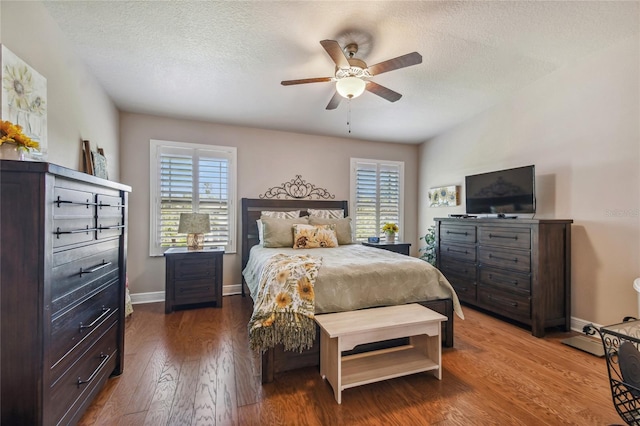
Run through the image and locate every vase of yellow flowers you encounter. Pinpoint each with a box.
[0,120,39,161]
[382,222,399,243]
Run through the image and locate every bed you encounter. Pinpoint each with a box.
[241,197,462,383]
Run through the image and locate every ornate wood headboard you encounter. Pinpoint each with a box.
[240,197,349,296]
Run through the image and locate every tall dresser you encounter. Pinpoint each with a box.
[435,217,572,337]
[0,160,131,425]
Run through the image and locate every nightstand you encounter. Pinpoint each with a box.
[164,247,224,313]
[362,241,412,256]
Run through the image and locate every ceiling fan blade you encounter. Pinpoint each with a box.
[368,52,422,76]
[366,81,402,102]
[320,40,350,69]
[281,77,333,86]
[326,91,342,110]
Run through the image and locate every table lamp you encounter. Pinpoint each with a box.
[178,213,210,250]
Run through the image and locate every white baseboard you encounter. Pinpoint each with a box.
[130,284,244,305]
[570,316,602,334]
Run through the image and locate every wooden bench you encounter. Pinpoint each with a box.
[315,303,447,404]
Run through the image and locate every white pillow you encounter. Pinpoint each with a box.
[261,210,300,219]
[307,208,344,219]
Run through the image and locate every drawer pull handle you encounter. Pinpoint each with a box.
[55,226,98,238]
[447,247,469,255]
[446,230,469,236]
[98,202,123,209]
[79,307,111,330]
[55,196,99,208]
[98,224,125,231]
[488,294,518,308]
[77,353,110,388]
[488,253,518,263]
[488,274,519,286]
[80,261,112,276]
[488,233,518,240]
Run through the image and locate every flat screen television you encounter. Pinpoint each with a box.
[465,165,535,215]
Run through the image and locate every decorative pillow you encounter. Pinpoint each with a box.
[292,224,338,249]
[261,217,309,248]
[308,216,354,245]
[307,208,344,219]
[261,210,300,219]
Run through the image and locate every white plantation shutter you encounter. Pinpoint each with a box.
[350,159,404,242]
[150,140,237,255]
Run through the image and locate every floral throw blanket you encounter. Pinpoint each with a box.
[248,253,322,353]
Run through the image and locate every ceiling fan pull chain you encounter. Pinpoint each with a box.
[347,98,352,134]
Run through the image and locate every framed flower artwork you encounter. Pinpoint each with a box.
[1,44,47,159]
[428,185,459,207]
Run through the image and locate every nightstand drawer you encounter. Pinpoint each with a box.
[173,257,217,280]
[478,227,531,249]
[174,279,217,304]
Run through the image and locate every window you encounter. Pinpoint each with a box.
[150,140,237,256]
[350,158,404,242]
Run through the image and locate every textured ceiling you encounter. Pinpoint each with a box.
[42,1,639,144]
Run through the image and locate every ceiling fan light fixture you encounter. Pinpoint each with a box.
[336,76,366,99]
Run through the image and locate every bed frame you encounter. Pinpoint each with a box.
[241,197,454,383]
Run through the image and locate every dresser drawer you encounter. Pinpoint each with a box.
[479,267,531,295]
[174,279,217,305]
[53,217,96,248]
[478,226,531,249]
[439,258,476,281]
[440,243,476,263]
[478,246,531,273]
[448,278,477,304]
[51,242,120,313]
[440,224,476,244]
[477,287,530,320]
[96,194,124,240]
[173,257,217,280]
[53,187,95,220]
[49,303,118,385]
[50,281,119,370]
[50,323,118,425]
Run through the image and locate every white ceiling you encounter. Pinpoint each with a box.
[42,1,638,144]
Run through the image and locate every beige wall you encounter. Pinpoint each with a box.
[1,1,120,179]
[120,112,420,295]
[418,36,640,326]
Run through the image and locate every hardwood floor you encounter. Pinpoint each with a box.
[79,296,621,425]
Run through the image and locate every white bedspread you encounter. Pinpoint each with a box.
[243,244,464,319]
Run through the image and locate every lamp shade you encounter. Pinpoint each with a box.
[336,76,366,99]
[178,213,211,234]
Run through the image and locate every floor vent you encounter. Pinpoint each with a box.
[561,335,605,357]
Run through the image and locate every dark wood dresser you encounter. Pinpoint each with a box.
[0,160,131,425]
[435,217,572,337]
[164,247,224,313]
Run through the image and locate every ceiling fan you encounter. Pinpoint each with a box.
[281,40,422,110]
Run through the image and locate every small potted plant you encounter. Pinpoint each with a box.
[382,222,399,243]
[0,120,39,160]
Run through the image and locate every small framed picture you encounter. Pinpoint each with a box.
[92,149,108,179]
[368,236,380,243]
